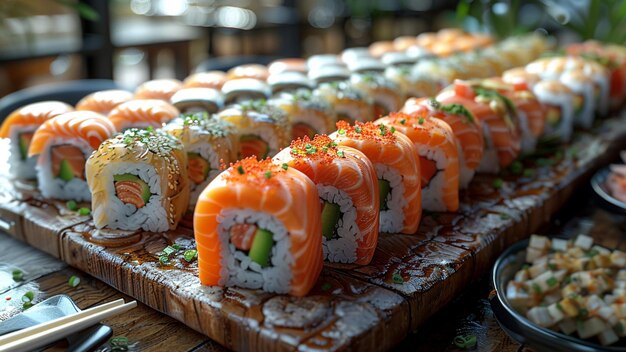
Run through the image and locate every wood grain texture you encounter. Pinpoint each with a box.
[0,113,625,351]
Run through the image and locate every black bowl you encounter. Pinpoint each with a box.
[591,167,626,215]
[490,239,626,352]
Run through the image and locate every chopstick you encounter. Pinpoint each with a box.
[0,299,137,352]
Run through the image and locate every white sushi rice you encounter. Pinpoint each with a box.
[216,208,292,294]
[36,137,92,201]
[92,162,168,232]
[7,125,37,180]
[560,72,596,128]
[376,164,407,233]
[187,142,220,208]
[517,110,537,153]
[414,144,454,211]
[238,126,280,157]
[477,123,500,174]
[457,141,474,189]
[317,184,359,263]
[533,82,574,142]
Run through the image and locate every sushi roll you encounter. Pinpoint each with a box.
[183,71,227,90]
[268,58,307,75]
[307,54,342,71]
[330,121,422,233]
[437,81,521,173]
[86,128,189,232]
[350,73,403,119]
[0,101,74,180]
[273,135,379,264]
[226,64,269,81]
[346,58,386,74]
[75,90,133,115]
[221,78,271,105]
[502,68,542,89]
[532,80,576,142]
[308,65,351,85]
[340,47,371,66]
[314,81,374,124]
[107,99,179,131]
[402,98,484,189]
[381,52,415,67]
[393,36,417,52]
[194,157,323,296]
[384,66,439,100]
[274,89,335,139]
[266,72,313,95]
[164,113,238,210]
[28,111,116,201]
[559,70,597,128]
[134,79,183,101]
[376,112,459,213]
[217,99,290,159]
[369,41,395,58]
[170,88,224,114]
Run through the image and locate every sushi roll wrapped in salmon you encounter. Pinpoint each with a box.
[194,157,323,296]
[86,127,189,232]
[268,58,307,75]
[170,88,224,114]
[226,64,269,81]
[107,99,179,131]
[75,90,133,115]
[183,71,227,90]
[314,81,374,124]
[437,80,521,173]
[0,101,74,180]
[350,73,403,119]
[331,121,422,233]
[274,89,335,140]
[273,135,379,264]
[217,99,290,159]
[376,112,459,213]
[384,66,439,100]
[28,111,116,201]
[134,79,183,101]
[402,98,484,188]
[164,113,237,210]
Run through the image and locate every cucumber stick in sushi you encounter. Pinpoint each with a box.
[28,111,116,201]
[86,128,190,232]
[0,101,74,180]
[273,135,379,264]
[330,121,422,233]
[194,157,323,296]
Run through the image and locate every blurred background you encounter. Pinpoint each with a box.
[0,0,624,96]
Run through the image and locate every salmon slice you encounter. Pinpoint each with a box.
[107,99,179,132]
[51,145,85,180]
[0,101,74,138]
[194,157,323,296]
[134,79,183,101]
[183,71,227,90]
[230,223,257,251]
[188,156,210,185]
[273,135,380,264]
[76,90,133,115]
[115,181,146,208]
[376,112,459,212]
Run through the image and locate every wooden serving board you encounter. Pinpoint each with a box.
[1,113,625,351]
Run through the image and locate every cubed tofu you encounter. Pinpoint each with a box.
[558,318,577,334]
[506,281,533,309]
[528,261,548,279]
[593,254,612,268]
[552,238,568,252]
[514,269,529,282]
[598,327,619,346]
[543,291,562,306]
[559,297,581,318]
[526,247,545,264]
[547,303,565,323]
[598,306,619,326]
[593,245,611,256]
[577,317,606,339]
[611,251,626,268]
[527,306,554,327]
[529,234,551,250]
[562,283,580,299]
[534,271,558,292]
[575,235,594,251]
[585,295,606,312]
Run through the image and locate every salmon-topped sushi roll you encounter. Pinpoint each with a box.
[217,99,290,159]
[0,101,74,180]
[274,135,378,264]
[194,157,323,296]
[350,73,403,119]
[385,65,439,100]
[274,89,336,140]
[164,113,237,210]
[28,111,116,201]
[331,121,422,233]
[402,97,483,188]
[268,58,307,75]
[107,99,179,131]
[183,71,227,90]
[75,90,133,115]
[314,81,374,124]
[376,112,459,213]
[86,127,189,232]
[532,80,576,142]
[437,80,521,173]
[134,79,183,101]
[559,70,597,128]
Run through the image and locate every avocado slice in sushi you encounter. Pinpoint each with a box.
[58,159,75,182]
[113,174,151,204]
[187,152,210,184]
[321,202,341,240]
[240,134,270,159]
[18,133,32,160]
[378,179,391,210]
[249,228,274,267]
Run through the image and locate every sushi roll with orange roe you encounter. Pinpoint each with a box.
[194,157,323,296]
[107,99,179,132]
[376,112,459,213]
[75,90,133,115]
[330,121,422,233]
[273,135,379,264]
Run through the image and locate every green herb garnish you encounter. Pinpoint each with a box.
[66,200,78,211]
[68,275,81,288]
[163,246,177,256]
[237,165,245,175]
[12,270,23,281]
[453,334,477,349]
[78,207,91,216]
[355,126,362,133]
[492,178,504,189]
[338,128,346,135]
[22,291,34,303]
[183,249,198,262]
[546,277,558,287]
[509,161,523,175]
[523,169,535,178]
[390,126,396,134]
[418,118,425,125]
[159,255,170,265]
[392,272,404,284]
[281,163,289,170]
[440,103,475,124]
[400,119,406,125]
[337,150,345,158]
[109,336,129,351]
[264,171,272,179]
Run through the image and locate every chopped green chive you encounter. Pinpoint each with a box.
[392,272,404,284]
[585,249,599,258]
[453,334,477,349]
[146,126,154,132]
[78,207,91,216]
[183,249,198,262]
[338,128,346,135]
[163,246,177,256]
[281,163,288,170]
[390,126,396,134]
[337,150,345,158]
[109,336,129,350]
[321,282,332,291]
[12,270,23,281]
[159,255,170,265]
[548,263,557,270]
[532,283,542,294]
[264,171,272,179]
[523,169,535,178]
[492,178,504,189]
[400,119,406,125]
[418,118,425,125]
[546,277,558,287]
[66,200,78,211]
[172,244,182,250]
[22,291,34,303]
[355,126,362,133]
[509,161,523,175]
[68,275,81,288]
[237,165,245,174]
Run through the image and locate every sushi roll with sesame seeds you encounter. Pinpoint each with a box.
[86,127,190,232]
[350,72,403,119]
[314,81,374,124]
[274,89,336,140]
